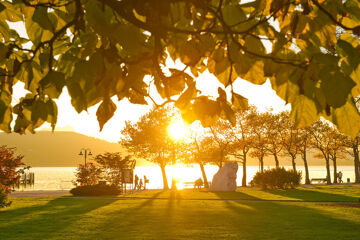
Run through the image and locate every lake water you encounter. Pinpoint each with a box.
[15,165,357,191]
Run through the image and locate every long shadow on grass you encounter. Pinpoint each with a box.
[85,189,360,240]
[263,188,359,202]
[220,199,360,239]
[0,197,116,240]
[213,191,360,239]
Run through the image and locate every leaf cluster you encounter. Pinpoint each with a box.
[2,0,359,138]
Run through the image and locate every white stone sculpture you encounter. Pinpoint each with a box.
[210,161,238,191]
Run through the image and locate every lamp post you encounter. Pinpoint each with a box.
[79,148,92,166]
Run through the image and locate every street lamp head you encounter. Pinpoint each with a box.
[79,151,83,156]
[88,151,92,156]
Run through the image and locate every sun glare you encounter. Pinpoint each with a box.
[168,118,187,141]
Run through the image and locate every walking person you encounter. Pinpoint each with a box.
[338,171,343,183]
[144,175,149,190]
[138,179,143,190]
[134,174,139,190]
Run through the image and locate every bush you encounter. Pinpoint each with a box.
[94,153,134,186]
[73,163,103,187]
[252,167,302,190]
[0,188,11,208]
[70,184,121,196]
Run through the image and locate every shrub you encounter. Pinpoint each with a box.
[252,167,302,190]
[73,163,103,186]
[94,153,134,186]
[0,145,27,208]
[0,188,11,208]
[70,184,121,196]
[0,145,26,193]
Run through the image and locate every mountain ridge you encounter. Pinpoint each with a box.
[0,131,354,167]
[0,131,148,167]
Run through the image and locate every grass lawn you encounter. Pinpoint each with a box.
[1,185,360,240]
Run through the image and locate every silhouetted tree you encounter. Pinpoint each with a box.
[279,111,300,172]
[248,110,268,173]
[328,130,347,184]
[298,127,312,184]
[343,135,360,183]
[263,112,284,168]
[309,121,333,184]
[229,107,256,187]
[121,106,177,190]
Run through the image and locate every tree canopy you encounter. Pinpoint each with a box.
[0,0,360,137]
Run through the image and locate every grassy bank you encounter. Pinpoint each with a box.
[1,185,360,240]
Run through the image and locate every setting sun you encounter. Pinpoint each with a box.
[168,118,188,141]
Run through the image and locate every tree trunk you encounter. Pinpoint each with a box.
[171,147,177,190]
[219,150,224,168]
[291,156,297,172]
[353,143,360,183]
[160,163,169,190]
[274,154,279,168]
[259,155,264,173]
[332,158,338,184]
[325,157,331,185]
[199,162,209,188]
[242,153,247,187]
[302,152,310,184]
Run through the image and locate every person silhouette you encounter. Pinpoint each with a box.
[138,179,143,190]
[338,171,343,183]
[134,174,139,190]
[144,175,148,190]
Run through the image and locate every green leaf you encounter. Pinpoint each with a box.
[175,82,196,110]
[25,8,53,45]
[0,43,7,62]
[96,99,117,131]
[179,40,201,66]
[113,24,146,55]
[328,98,360,139]
[222,4,246,26]
[0,90,12,133]
[85,0,114,37]
[32,6,54,32]
[165,73,186,96]
[68,82,87,113]
[14,115,31,134]
[127,89,147,105]
[39,71,65,99]
[46,99,58,131]
[31,99,48,125]
[0,2,23,22]
[241,61,266,85]
[193,97,221,127]
[220,102,236,126]
[0,3,5,13]
[231,92,248,110]
[270,70,300,104]
[290,95,319,128]
[320,68,355,108]
[350,64,360,97]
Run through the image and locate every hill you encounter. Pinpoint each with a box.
[0,131,354,167]
[0,131,147,167]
